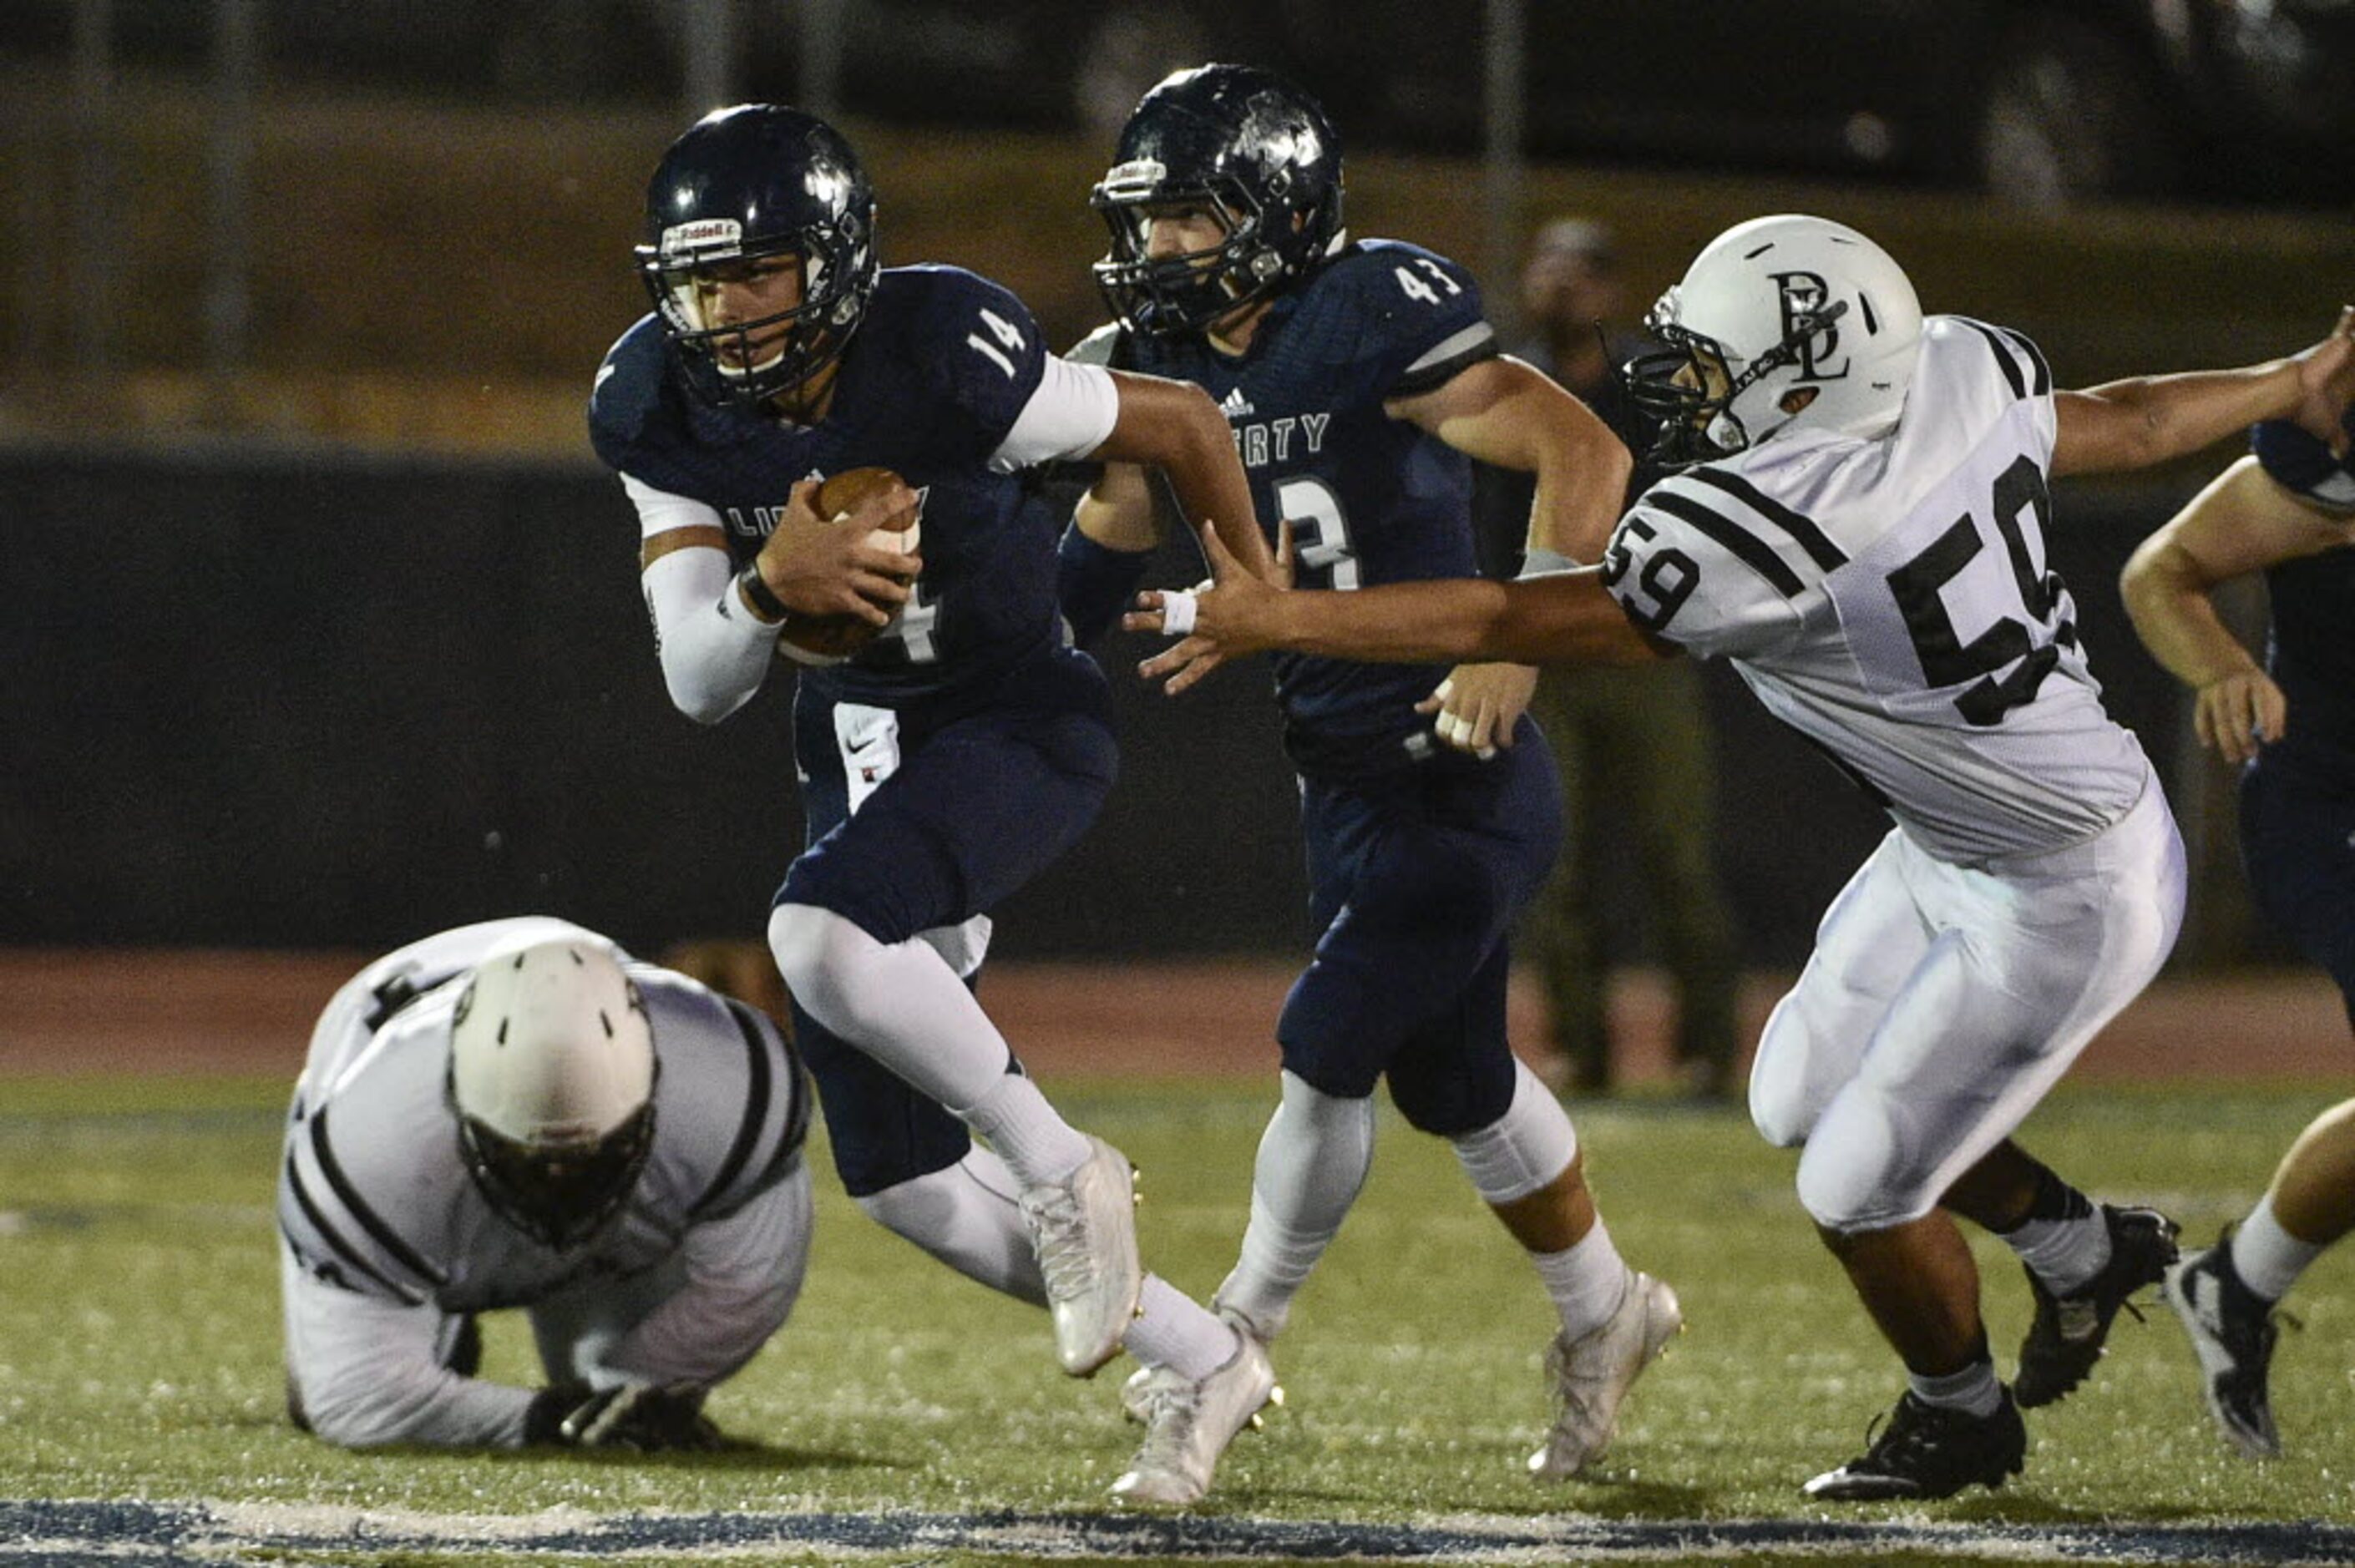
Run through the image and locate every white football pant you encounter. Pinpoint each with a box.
[1749,778,2184,1232]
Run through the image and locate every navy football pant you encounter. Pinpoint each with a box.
[1279,722,1564,1134]
[2240,756,2355,1032]
[781,683,1117,1197]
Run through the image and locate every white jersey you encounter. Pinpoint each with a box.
[277,917,813,1447]
[1602,316,2151,863]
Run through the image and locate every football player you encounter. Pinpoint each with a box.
[588,104,1278,1486]
[277,918,811,1450]
[1064,64,1679,1504]
[2124,411,2355,1461]
[1130,215,2355,1497]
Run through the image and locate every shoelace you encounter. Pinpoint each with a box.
[1022,1186,1099,1299]
[1130,1373,1205,1469]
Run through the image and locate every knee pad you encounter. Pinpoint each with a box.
[1449,1058,1578,1205]
[1792,1104,1922,1232]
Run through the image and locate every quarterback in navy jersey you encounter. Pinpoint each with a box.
[1066,63,1679,1495]
[2125,402,2355,1462]
[588,104,1276,1496]
[1138,215,2355,1500]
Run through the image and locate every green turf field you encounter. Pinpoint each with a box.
[3,1073,2348,1566]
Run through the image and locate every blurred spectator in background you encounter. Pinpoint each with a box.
[1471,217,1740,1100]
[2122,411,2355,1462]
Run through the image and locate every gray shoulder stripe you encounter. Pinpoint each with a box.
[1402,321,1497,376]
[1685,468,1847,570]
[1648,488,1806,597]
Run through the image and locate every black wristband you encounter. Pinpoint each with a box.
[735,567,789,625]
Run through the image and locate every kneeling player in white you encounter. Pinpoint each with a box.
[277,917,813,1450]
[1130,218,2355,1499]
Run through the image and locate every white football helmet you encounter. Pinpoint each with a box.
[1624,214,1923,465]
[448,938,657,1247]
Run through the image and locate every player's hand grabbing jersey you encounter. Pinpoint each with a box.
[1601,317,2150,862]
[276,918,811,1448]
[592,266,1104,708]
[1104,240,1499,778]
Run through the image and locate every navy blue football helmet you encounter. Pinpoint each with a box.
[636,104,879,409]
[1091,63,1345,337]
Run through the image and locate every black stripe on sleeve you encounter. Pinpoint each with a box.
[689,999,775,1218]
[1959,319,2028,402]
[1646,488,1807,598]
[1685,468,1848,570]
[1998,326,2052,396]
[308,1109,447,1290]
[283,1150,424,1303]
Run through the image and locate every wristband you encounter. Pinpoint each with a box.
[735,567,790,625]
[1516,548,1578,579]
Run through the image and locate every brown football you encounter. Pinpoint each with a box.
[777,468,921,667]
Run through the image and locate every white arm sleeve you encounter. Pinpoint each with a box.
[625,475,777,726]
[600,1162,814,1388]
[281,1245,534,1449]
[986,357,1121,473]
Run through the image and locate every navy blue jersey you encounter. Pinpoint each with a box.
[590,266,1066,709]
[1108,240,1498,778]
[2262,548,2355,780]
[2252,418,2355,781]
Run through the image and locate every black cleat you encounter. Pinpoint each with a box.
[2163,1232,2285,1459]
[1802,1388,2028,1501]
[2013,1203,2180,1409]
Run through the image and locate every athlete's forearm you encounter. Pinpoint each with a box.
[1230,570,1660,667]
[2119,537,2259,690]
[2068,360,2304,474]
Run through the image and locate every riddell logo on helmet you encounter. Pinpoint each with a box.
[662,219,742,258]
[1772,271,1850,382]
[1100,159,1167,198]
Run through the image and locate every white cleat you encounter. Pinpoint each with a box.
[1110,1319,1280,1507]
[1527,1270,1683,1479]
[1018,1135,1142,1378]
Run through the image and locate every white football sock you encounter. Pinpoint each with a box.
[1909,1354,2005,1418]
[2231,1194,2322,1303]
[1213,1070,1375,1340]
[2004,1211,2111,1295]
[853,1147,1046,1307]
[960,1071,1092,1186]
[1123,1275,1242,1381]
[1531,1216,1632,1341]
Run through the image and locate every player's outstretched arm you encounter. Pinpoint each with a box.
[1090,371,1279,584]
[1128,523,1663,695]
[2054,306,2355,478]
[2122,455,2355,762]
